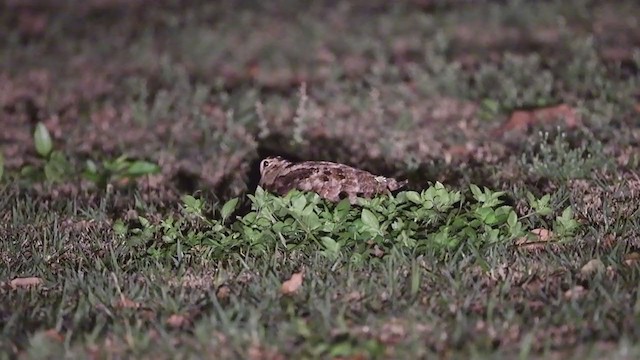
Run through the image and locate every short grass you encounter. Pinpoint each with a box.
[1,0,640,358]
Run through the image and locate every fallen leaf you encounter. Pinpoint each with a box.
[10,277,42,289]
[523,276,544,294]
[496,104,580,135]
[166,314,189,328]
[580,259,604,277]
[372,245,385,258]
[564,285,587,300]
[601,234,617,249]
[445,144,473,162]
[216,285,231,300]
[345,291,363,302]
[515,228,554,250]
[43,329,64,342]
[247,341,284,360]
[379,320,406,345]
[281,271,304,295]
[115,296,139,309]
[624,252,640,266]
[531,228,553,241]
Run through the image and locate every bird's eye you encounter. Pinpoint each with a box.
[260,159,271,173]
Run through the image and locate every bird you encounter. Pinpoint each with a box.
[258,156,408,204]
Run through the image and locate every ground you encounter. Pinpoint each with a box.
[1,0,640,358]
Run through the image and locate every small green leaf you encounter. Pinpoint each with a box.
[20,165,39,179]
[112,220,128,237]
[405,191,422,205]
[507,210,518,228]
[555,206,579,237]
[138,216,150,227]
[182,195,203,214]
[475,207,494,223]
[104,155,130,173]
[43,151,69,182]
[291,194,307,213]
[301,203,315,217]
[481,98,500,114]
[126,160,160,177]
[328,342,354,358]
[560,206,573,221]
[34,122,53,157]
[221,198,238,221]
[361,209,380,232]
[321,236,340,253]
[333,199,351,221]
[85,160,98,174]
[423,199,434,210]
[469,184,483,200]
[302,212,321,231]
[0,151,4,180]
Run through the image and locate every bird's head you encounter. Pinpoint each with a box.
[259,156,289,176]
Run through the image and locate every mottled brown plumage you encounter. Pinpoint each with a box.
[258,156,407,204]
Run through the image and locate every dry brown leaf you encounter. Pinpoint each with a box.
[247,341,285,360]
[601,234,617,249]
[281,271,304,295]
[496,104,580,135]
[345,291,363,302]
[216,285,231,300]
[515,228,554,250]
[43,329,64,342]
[531,228,553,241]
[444,144,473,162]
[10,277,42,289]
[372,245,385,258]
[580,259,605,277]
[624,252,640,266]
[379,320,407,345]
[564,285,587,300]
[115,296,139,309]
[166,314,189,328]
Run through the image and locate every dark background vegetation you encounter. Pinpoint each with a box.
[1,0,639,358]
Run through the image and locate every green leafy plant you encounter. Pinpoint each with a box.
[18,126,160,187]
[20,122,72,183]
[117,183,569,263]
[83,155,161,189]
[526,192,553,217]
[553,207,580,239]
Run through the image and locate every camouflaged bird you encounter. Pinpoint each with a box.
[258,156,408,204]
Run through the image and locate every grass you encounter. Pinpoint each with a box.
[1,0,640,358]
